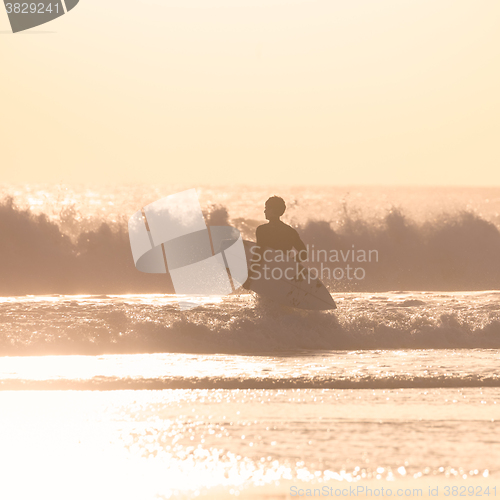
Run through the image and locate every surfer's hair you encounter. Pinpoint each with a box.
[265,196,286,216]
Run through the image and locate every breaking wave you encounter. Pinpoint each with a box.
[1,195,500,295]
[2,294,500,355]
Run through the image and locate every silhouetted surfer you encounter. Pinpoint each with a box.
[242,197,335,309]
[256,196,307,259]
[243,196,307,289]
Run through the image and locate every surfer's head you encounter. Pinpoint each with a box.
[265,196,286,220]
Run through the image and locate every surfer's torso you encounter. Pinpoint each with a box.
[256,221,306,253]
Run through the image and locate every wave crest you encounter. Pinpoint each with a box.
[1,196,500,294]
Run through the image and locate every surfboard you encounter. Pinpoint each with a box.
[242,240,336,311]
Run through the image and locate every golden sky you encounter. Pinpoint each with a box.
[1,0,499,185]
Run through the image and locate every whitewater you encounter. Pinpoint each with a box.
[0,184,499,499]
[1,292,500,358]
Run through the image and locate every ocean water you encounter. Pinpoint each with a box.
[0,185,499,499]
[2,184,500,295]
[0,293,499,499]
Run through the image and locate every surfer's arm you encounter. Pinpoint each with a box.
[255,225,267,247]
[293,230,307,261]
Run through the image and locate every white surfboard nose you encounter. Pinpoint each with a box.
[5,0,79,33]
